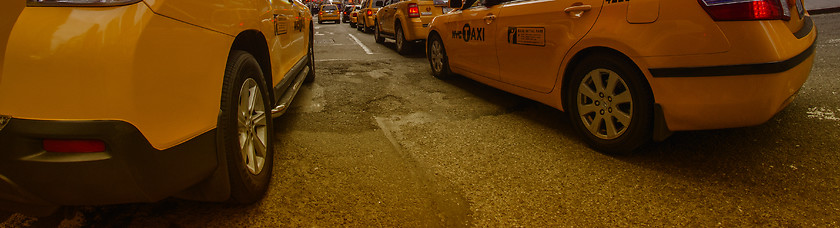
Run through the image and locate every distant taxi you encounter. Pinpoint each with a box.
[374,0,448,54]
[427,0,816,153]
[358,0,387,32]
[350,6,362,28]
[1,0,314,215]
[319,4,341,24]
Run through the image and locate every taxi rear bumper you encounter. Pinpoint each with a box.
[0,118,217,216]
[402,18,430,41]
[320,14,341,21]
[646,42,815,131]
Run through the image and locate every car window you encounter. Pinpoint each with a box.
[373,0,386,8]
[323,5,338,11]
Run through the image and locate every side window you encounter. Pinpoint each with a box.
[483,0,511,7]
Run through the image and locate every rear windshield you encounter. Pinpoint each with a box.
[372,0,385,8]
[323,5,337,11]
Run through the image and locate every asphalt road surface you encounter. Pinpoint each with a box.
[3,12,840,227]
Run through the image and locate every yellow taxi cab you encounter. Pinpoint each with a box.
[358,0,387,32]
[0,0,314,216]
[427,0,816,154]
[350,7,362,28]
[319,4,342,24]
[374,0,448,54]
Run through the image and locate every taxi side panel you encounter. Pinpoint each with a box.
[145,0,311,90]
[495,0,602,93]
[0,4,231,150]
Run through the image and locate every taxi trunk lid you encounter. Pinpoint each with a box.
[417,0,446,24]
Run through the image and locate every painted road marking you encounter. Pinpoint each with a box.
[806,107,840,121]
[348,34,374,54]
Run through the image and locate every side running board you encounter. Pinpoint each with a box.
[270,65,310,118]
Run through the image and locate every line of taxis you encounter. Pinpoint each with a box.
[0,0,818,217]
[341,0,817,154]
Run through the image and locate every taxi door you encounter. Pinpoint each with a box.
[268,0,306,84]
[444,4,501,80]
[495,0,602,93]
[378,0,399,34]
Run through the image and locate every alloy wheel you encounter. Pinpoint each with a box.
[237,78,268,175]
[430,40,444,72]
[576,69,633,140]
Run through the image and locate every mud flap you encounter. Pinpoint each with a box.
[652,104,673,142]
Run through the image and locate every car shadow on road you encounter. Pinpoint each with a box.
[378,41,428,59]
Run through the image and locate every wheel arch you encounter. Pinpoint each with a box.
[426,30,441,53]
[230,30,274,101]
[559,46,670,142]
[560,46,652,111]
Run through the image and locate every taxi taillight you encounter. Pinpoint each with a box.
[43,139,105,153]
[698,0,791,21]
[408,3,420,18]
[353,12,358,16]
[366,10,373,16]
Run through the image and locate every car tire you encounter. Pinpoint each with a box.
[305,22,316,83]
[427,33,452,79]
[350,22,356,28]
[220,50,275,203]
[395,25,410,55]
[566,54,652,155]
[360,20,367,32]
[374,21,385,44]
[318,20,323,24]
[357,21,363,31]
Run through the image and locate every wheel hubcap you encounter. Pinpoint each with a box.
[238,78,268,175]
[576,69,633,140]
[430,40,443,72]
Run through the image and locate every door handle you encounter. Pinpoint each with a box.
[564,3,591,18]
[483,14,496,24]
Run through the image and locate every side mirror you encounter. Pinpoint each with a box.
[449,0,462,9]
[375,1,384,7]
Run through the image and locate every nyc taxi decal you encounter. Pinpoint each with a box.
[452,24,484,42]
[507,27,545,46]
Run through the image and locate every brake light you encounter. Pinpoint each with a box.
[43,139,106,153]
[699,0,791,21]
[408,3,420,18]
[320,11,324,15]
[353,12,357,16]
[366,10,373,16]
